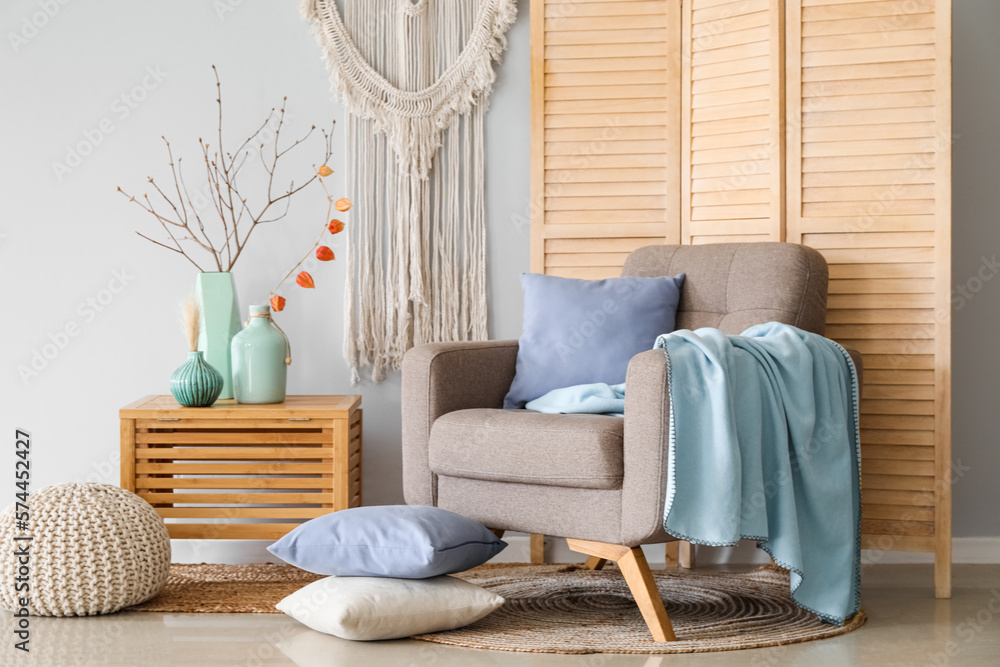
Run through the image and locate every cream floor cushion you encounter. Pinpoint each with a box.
[0,483,171,616]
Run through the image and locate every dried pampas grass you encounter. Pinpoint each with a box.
[180,294,200,352]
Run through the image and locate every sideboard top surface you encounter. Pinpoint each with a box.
[120,394,362,419]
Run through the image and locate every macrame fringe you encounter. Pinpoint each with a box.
[302,0,514,382]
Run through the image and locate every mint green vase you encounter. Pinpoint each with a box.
[231,305,289,404]
[170,351,224,407]
[195,272,241,400]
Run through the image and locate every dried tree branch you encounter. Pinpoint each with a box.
[120,67,333,274]
[135,232,205,272]
[269,172,337,298]
[163,138,190,228]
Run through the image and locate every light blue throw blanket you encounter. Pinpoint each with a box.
[527,382,626,416]
[527,322,861,625]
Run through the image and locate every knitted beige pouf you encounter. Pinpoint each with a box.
[0,483,171,616]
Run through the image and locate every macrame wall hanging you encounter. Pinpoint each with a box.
[301,0,518,382]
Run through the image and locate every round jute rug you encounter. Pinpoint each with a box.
[412,563,866,654]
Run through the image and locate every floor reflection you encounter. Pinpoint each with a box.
[0,564,996,667]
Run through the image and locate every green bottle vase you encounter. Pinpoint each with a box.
[231,304,289,404]
[170,351,224,407]
[195,272,242,400]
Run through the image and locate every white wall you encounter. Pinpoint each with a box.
[950,0,1000,539]
[0,0,530,561]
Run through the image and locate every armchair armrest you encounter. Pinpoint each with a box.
[621,349,673,546]
[401,340,519,506]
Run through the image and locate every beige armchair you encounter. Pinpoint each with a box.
[401,243,861,641]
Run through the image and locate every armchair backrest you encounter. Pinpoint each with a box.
[621,243,828,335]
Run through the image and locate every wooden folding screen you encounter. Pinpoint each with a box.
[531,0,952,595]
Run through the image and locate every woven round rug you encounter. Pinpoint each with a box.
[413,563,866,654]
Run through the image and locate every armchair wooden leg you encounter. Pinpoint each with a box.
[567,538,677,642]
[489,528,505,539]
[665,541,695,569]
[619,547,678,642]
[583,555,607,570]
[679,541,695,569]
[530,533,546,564]
[665,541,679,568]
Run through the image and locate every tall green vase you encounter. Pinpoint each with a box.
[195,272,242,400]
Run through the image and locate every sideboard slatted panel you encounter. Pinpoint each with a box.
[349,410,363,508]
[532,0,682,278]
[786,0,951,594]
[127,412,362,538]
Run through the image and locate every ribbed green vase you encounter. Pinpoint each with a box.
[170,351,224,407]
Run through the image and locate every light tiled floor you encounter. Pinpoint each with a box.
[4,564,999,666]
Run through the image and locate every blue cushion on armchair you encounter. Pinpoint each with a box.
[503,273,685,409]
[267,505,507,578]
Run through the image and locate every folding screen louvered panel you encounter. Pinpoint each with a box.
[530,0,682,278]
[680,0,784,244]
[785,0,951,595]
